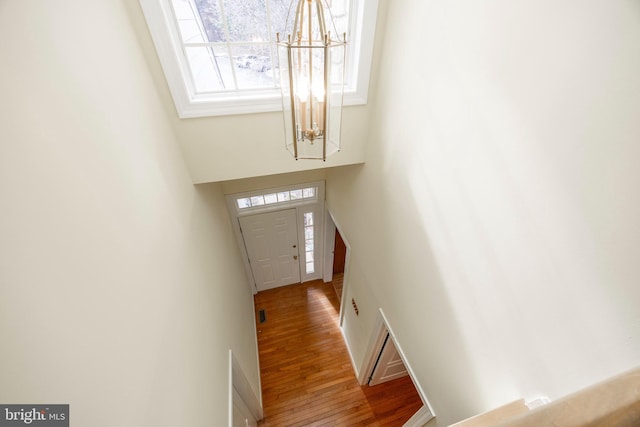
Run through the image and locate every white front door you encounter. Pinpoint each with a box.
[239,209,300,291]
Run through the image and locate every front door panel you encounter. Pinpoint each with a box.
[240,209,300,291]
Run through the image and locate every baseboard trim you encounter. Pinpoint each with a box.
[403,405,435,427]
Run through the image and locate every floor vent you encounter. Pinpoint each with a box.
[259,309,266,323]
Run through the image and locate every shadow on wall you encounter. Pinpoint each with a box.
[326,163,487,426]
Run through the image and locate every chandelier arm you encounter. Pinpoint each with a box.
[292,0,303,42]
[316,0,327,39]
[287,46,299,159]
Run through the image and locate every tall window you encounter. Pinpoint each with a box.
[172,0,348,94]
[140,0,378,117]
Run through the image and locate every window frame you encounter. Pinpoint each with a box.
[139,0,378,118]
[234,185,318,212]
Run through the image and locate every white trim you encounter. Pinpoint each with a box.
[346,0,378,105]
[359,309,436,423]
[341,326,361,379]
[324,204,351,329]
[228,350,233,427]
[322,210,336,283]
[225,196,258,294]
[230,182,323,217]
[358,312,388,385]
[324,206,359,378]
[138,0,378,118]
[229,349,263,425]
[251,299,263,410]
[403,406,435,427]
[139,0,196,117]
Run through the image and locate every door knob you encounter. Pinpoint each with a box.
[293,255,298,260]
[293,245,297,248]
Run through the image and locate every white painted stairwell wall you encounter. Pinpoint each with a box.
[0,1,260,426]
[327,0,640,425]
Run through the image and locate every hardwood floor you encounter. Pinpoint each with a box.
[331,272,344,302]
[254,280,423,426]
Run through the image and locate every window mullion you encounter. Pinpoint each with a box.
[216,0,240,91]
[264,0,278,89]
[186,0,227,89]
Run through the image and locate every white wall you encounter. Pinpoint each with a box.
[0,1,259,426]
[172,108,368,184]
[327,0,640,425]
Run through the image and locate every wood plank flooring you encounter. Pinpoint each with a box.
[254,280,423,426]
[332,273,344,302]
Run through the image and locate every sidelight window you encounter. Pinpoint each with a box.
[303,212,314,274]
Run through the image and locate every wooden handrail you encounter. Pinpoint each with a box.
[497,367,640,427]
[449,399,529,427]
[449,367,640,427]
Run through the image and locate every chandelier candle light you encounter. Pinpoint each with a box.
[277,0,347,160]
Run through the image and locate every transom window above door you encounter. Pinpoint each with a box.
[139,0,378,117]
[233,184,318,212]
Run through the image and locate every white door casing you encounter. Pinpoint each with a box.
[239,209,300,291]
[357,309,435,423]
[232,388,258,427]
[229,350,262,427]
[368,332,409,386]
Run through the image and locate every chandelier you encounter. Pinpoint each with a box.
[277,0,347,160]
